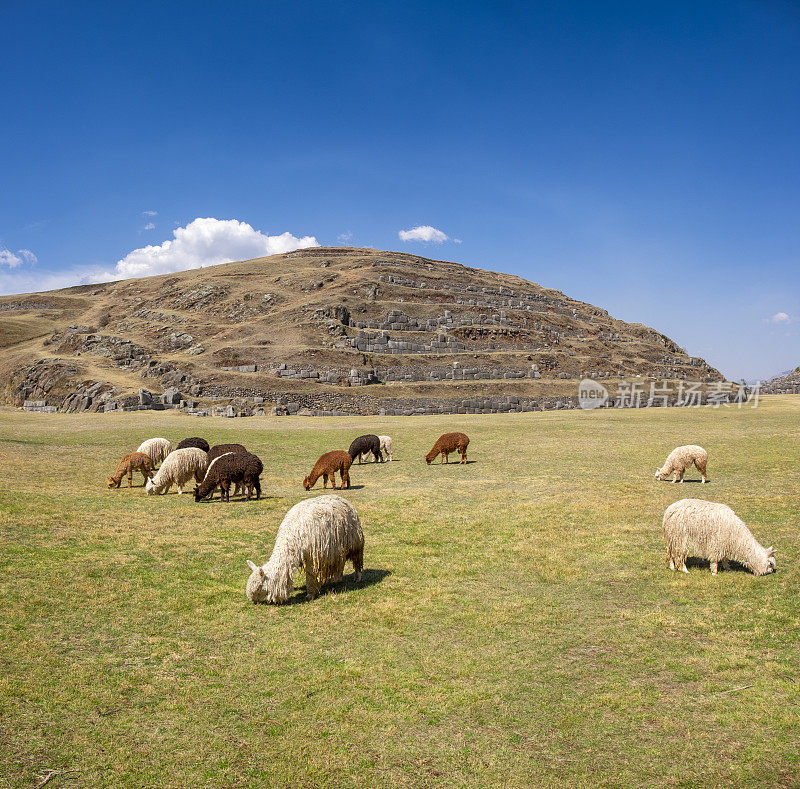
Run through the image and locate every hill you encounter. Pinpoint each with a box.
[763,367,800,394]
[0,247,722,415]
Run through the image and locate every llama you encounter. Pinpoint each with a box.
[107,452,153,488]
[655,445,708,483]
[194,452,263,501]
[426,432,469,465]
[136,437,173,468]
[348,434,383,464]
[303,451,352,490]
[145,447,208,495]
[245,495,364,603]
[378,435,393,461]
[662,499,776,576]
[176,436,210,453]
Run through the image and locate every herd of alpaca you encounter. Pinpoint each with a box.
[106,428,777,603]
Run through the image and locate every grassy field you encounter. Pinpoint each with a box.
[0,397,798,788]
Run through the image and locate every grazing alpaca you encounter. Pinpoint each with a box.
[208,443,249,496]
[655,445,708,483]
[145,447,208,495]
[245,495,364,603]
[107,452,153,488]
[426,432,469,465]
[194,451,263,501]
[303,451,352,490]
[136,437,173,468]
[662,499,776,576]
[176,436,210,453]
[348,434,383,464]
[378,435,393,461]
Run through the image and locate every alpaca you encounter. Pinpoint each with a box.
[655,445,708,483]
[245,495,364,603]
[107,452,153,488]
[208,443,248,495]
[145,447,208,495]
[426,432,469,465]
[176,436,210,453]
[378,435,393,461]
[303,451,352,490]
[136,437,173,468]
[662,499,776,576]
[194,451,263,501]
[348,434,383,464]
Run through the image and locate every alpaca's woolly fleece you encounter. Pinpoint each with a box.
[378,435,393,461]
[195,451,263,501]
[655,445,708,483]
[145,447,208,495]
[107,452,153,488]
[208,443,247,462]
[176,437,210,453]
[426,432,469,464]
[348,434,383,463]
[246,495,364,603]
[303,450,352,490]
[662,499,776,576]
[136,437,173,467]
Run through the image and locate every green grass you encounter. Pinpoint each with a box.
[1,398,798,787]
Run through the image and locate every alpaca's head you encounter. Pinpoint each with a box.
[245,560,269,602]
[765,547,777,574]
[654,468,665,480]
[426,454,433,465]
[193,485,204,502]
[107,476,119,489]
[145,478,156,495]
[303,475,312,490]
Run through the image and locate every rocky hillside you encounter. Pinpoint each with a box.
[0,247,723,415]
[763,367,800,394]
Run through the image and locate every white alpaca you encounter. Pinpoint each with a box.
[655,445,708,483]
[378,435,393,461]
[145,447,208,495]
[245,495,364,603]
[662,499,776,576]
[136,437,173,468]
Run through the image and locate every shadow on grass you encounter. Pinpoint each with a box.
[282,568,392,605]
[301,485,365,493]
[194,494,281,504]
[685,557,753,573]
[427,459,477,465]
[657,479,710,484]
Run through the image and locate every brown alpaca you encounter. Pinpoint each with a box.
[303,451,352,490]
[107,452,153,488]
[425,432,470,465]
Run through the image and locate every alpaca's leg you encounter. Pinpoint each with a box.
[679,553,689,573]
[721,558,731,571]
[343,469,350,488]
[697,460,708,483]
[710,561,718,575]
[305,570,321,600]
[322,472,329,489]
[128,470,133,487]
[442,451,447,464]
[352,546,363,581]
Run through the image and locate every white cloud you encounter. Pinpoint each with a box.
[142,210,158,217]
[0,218,319,296]
[398,225,449,243]
[769,312,791,324]
[337,231,354,243]
[0,247,37,268]
[142,222,155,231]
[114,217,319,278]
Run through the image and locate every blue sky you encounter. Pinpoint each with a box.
[1,0,798,380]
